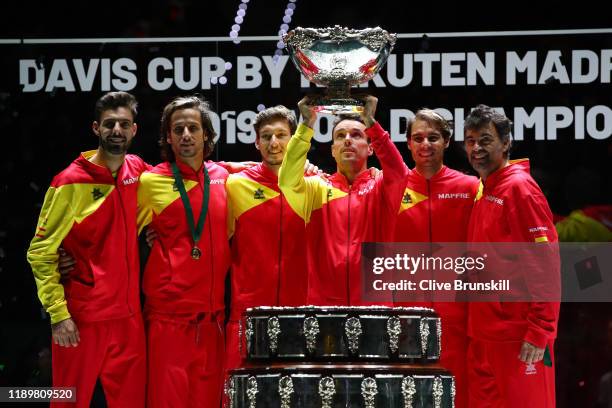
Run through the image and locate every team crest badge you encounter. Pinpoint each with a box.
[525,363,537,375]
[254,188,265,200]
[92,188,104,200]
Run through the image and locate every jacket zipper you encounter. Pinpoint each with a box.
[115,171,133,315]
[276,193,283,305]
[346,185,352,305]
[205,168,214,312]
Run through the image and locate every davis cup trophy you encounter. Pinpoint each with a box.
[283,25,396,114]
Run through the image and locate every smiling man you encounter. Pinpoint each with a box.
[27,92,147,407]
[394,108,478,408]
[224,106,308,372]
[464,104,559,408]
[279,95,407,306]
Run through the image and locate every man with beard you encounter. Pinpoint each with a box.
[27,92,147,407]
[224,105,308,372]
[137,95,231,407]
[279,95,407,306]
[464,104,559,408]
[394,109,478,408]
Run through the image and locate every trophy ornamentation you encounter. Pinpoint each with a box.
[387,316,401,354]
[283,25,396,114]
[420,317,430,357]
[267,316,281,355]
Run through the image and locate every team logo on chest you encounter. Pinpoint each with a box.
[91,188,104,200]
[402,192,413,204]
[254,188,265,200]
[525,362,537,375]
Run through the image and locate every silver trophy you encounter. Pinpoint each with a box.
[283,25,396,114]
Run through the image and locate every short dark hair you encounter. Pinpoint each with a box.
[464,104,513,156]
[464,104,512,141]
[159,95,217,162]
[406,108,452,140]
[253,105,297,137]
[331,114,366,136]
[94,92,138,122]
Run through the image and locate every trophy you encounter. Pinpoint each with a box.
[283,25,396,114]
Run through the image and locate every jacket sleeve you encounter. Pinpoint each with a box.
[278,123,322,224]
[26,185,75,324]
[510,183,560,348]
[366,122,409,217]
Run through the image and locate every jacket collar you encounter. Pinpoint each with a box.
[483,158,530,190]
[174,158,204,180]
[76,150,121,180]
[251,162,278,182]
[330,168,372,189]
[412,165,448,183]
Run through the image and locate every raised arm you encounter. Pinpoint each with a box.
[360,95,408,212]
[278,96,323,223]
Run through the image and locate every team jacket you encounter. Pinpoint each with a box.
[395,166,479,243]
[467,159,560,348]
[394,166,479,321]
[279,122,408,306]
[137,160,231,314]
[226,163,308,320]
[27,151,148,324]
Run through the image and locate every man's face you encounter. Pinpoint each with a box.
[255,119,292,166]
[407,119,449,169]
[331,119,372,167]
[464,121,510,179]
[166,108,207,160]
[93,107,136,155]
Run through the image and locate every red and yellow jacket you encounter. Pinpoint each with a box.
[394,166,479,322]
[395,166,479,243]
[137,160,231,314]
[467,159,560,348]
[226,163,308,320]
[279,122,408,306]
[27,151,149,324]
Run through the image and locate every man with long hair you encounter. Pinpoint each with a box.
[138,95,231,407]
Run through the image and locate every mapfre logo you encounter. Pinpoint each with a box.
[438,193,470,199]
[210,179,225,185]
[485,195,504,206]
[529,226,549,233]
[122,176,139,185]
[357,181,375,196]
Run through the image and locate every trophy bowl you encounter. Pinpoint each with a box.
[283,25,397,115]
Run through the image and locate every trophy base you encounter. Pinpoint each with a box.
[313,98,365,115]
